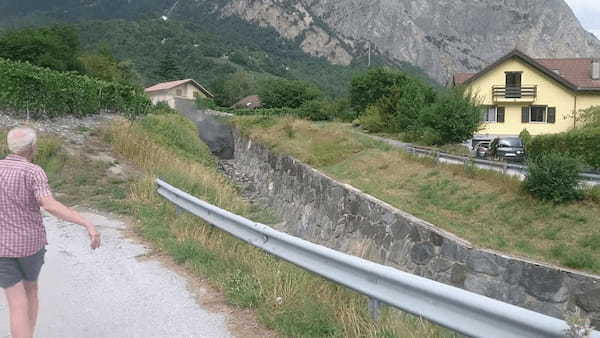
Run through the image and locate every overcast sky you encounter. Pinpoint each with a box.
[564,0,600,38]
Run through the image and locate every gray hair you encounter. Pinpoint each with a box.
[7,127,37,155]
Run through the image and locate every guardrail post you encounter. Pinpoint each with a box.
[176,206,184,215]
[503,161,508,175]
[368,297,382,321]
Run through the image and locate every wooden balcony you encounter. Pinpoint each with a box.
[492,85,537,103]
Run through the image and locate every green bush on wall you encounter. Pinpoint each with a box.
[527,127,600,170]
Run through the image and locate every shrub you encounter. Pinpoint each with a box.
[523,152,583,203]
[575,105,600,129]
[519,129,532,148]
[196,97,217,110]
[360,105,387,132]
[527,127,600,170]
[297,100,331,121]
[259,78,322,109]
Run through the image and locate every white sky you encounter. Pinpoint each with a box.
[564,0,600,38]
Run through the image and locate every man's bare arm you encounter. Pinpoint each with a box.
[39,196,101,249]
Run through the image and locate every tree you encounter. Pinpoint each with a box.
[0,25,82,72]
[350,67,409,112]
[78,50,140,84]
[419,89,482,144]
[213,72,257,107]
[259,78,323,109]
[155,54,183,81]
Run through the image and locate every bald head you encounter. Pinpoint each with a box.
[7,127,37,156]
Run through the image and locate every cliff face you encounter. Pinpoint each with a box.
[2,0,599,84]
[215,0,600,83]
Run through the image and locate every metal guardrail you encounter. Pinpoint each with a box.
[156,178,600,338]
[404,144,600,183]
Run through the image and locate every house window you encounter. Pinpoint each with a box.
[530,106,546,122]
[482,106,497,122]
[505,72,522,98]
[193,91,200,98]
[481,106,505,123]
[176,88,183,96]
[522,106,556,124]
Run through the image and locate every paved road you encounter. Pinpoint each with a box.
[1,211,232,338]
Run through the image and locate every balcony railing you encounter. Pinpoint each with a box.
[492,85,537,99]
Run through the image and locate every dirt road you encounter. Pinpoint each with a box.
[0,211,233,338]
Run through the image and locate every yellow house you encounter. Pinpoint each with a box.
[144,79,214,109]
[453,49,600,138]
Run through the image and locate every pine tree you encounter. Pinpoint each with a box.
[155,54,183,81]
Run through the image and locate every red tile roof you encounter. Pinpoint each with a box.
[145,79,214,98]
[536,58,600,90]
[453,50,600,91]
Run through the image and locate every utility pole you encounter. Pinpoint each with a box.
[368,41,371,67]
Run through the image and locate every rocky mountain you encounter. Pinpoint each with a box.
[209,0,600,83]
[1,0,599,84]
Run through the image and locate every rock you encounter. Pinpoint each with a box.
[450,263,468,287]
[411,242,435,265]
[467,251,499,276]
[219,0,600,83]
[576,288,600,312]
[519,265,565,302]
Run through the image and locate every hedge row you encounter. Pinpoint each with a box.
[0,57,151,119]
[527,127,600,170]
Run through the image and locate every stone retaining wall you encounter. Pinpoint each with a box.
[232,131,600,325]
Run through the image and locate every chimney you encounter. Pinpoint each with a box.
[593,59,600,80]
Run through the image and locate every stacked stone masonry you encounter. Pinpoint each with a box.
[232,131,600,326]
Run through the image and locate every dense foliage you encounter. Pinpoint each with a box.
[527,127,600,170]
[259,78,323,109]
[523,152,583,203]
[356,68,482,145]
[0,25,82,72]
[350,68,411,112]
[0,57,151,119]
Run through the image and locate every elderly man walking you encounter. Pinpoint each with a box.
[0,127,101,338]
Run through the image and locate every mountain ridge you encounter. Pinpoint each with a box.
[1,0,598,85]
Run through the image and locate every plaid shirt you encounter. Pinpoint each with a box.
[0,154,52,257]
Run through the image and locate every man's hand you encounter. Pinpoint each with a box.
[88,229,101,250]
[40,195,102,250]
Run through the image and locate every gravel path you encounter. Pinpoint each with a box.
[0,211,233,338]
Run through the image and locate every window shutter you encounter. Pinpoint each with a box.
[497,107,505,123]
[521,106,530,123]
[547,107,556,124]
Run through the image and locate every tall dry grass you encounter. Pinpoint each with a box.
[106,117,456,338]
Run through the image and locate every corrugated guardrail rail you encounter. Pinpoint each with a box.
[406,144,600,183]
[156,178,600,338]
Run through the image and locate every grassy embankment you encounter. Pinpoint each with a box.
[232,116,600,275]
[1,115,456,338]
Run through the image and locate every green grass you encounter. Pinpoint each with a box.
[232,116,600,275]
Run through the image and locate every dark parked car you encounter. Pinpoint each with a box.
[488,137,525,162]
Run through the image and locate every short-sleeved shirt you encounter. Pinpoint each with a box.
[0,154,52,257]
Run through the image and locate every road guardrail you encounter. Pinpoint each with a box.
[366,134,600,183]
[156,178,600,338]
